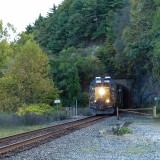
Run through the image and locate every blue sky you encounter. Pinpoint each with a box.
[0,0,63,33]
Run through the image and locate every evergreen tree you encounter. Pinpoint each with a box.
[26,0,125,53]
[121,0,155,76]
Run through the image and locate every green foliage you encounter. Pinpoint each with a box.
[77,92,89,108]
[0,40,14,78]
[17,103,55,116]
[54,110,68,120]
[0,112,21,128]
[0,20,16,42]
[19,113,48,126]
[114,0,160,83]
[151,1,160,80]
[95,45,117,76]
[152,41,160,79]
[24,0,130,107]
[26,0,125,53]
[112,124,132,136]
[0,33,59,112]
[120,0,155,76]
[50,47,104,106]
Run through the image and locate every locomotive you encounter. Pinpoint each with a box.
[89,76,124,115]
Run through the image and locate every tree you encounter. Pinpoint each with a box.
[25,0,125,53]
[49,47,105,106]
[151,0,160,79]
[0,40,14,77]
[0,34,59,112]
[0,20,16,42]
[0,20,17,78]
[121,0,155,76]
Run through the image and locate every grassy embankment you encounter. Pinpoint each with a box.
[0,113,54,138]
[0,108,90,138]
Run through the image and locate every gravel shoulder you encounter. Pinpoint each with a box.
[3,114,160,160]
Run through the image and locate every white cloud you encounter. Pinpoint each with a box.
[0,0,63,33]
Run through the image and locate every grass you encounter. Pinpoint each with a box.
[0,107,90,138]
[112,126,132,136]
[0,108,89,138]
[0,112,66,138]
[153,118,160,125]
[105,148,148,154]
[112,122,132,136]
[121,148,147,154]
[81,140,100,153]
[0,125,48,138]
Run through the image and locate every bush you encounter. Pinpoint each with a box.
[78,107,91,116]
[78,92,89,108]
[112,126,132,136]
[20,113,47,126]
[0,112,48,127]
[52,110,69,121]
[112,122,132,136]
[17,104,70,124]
[0,103,70,128]
[17,103,56,116]
[0,113,21,127]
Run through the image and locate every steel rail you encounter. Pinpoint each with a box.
[0,116,106,156]
[0,116,95,143]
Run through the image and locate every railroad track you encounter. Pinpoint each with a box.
[0,115,106,157]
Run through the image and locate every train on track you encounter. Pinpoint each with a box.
[89,76,126,115]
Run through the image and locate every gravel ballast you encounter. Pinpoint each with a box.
[3,114,160,160]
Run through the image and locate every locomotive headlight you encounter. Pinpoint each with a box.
[106,99,110,103]
[99,88,105,96]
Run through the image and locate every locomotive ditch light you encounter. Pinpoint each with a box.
[106,99,110,103]
[99,88,105,96]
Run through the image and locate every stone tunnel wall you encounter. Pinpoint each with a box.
[114,79,135,93]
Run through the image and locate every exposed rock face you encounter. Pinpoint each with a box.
[133,73,160,106]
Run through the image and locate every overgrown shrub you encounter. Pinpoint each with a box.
[17,104,68,125]
[52,110,69,121]
[0,112,48,127]
[112,122,132,136]
[0,113,21,127]
[77,92,89,108]
[20,113,47,126]
[78,107,91,116]
[17,103,56,116]
[112,126,132,136]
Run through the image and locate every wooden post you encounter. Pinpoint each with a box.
[117,107,119,120]
[153,106,156,118]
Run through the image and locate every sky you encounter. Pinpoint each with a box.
[0,0,63,33]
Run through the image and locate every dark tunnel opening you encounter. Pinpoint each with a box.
[116,83,133,109]
[122,86,133,109]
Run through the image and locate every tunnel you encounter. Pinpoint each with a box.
[116,83,133,109]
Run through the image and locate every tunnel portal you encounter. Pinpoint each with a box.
[114,79,135,108]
